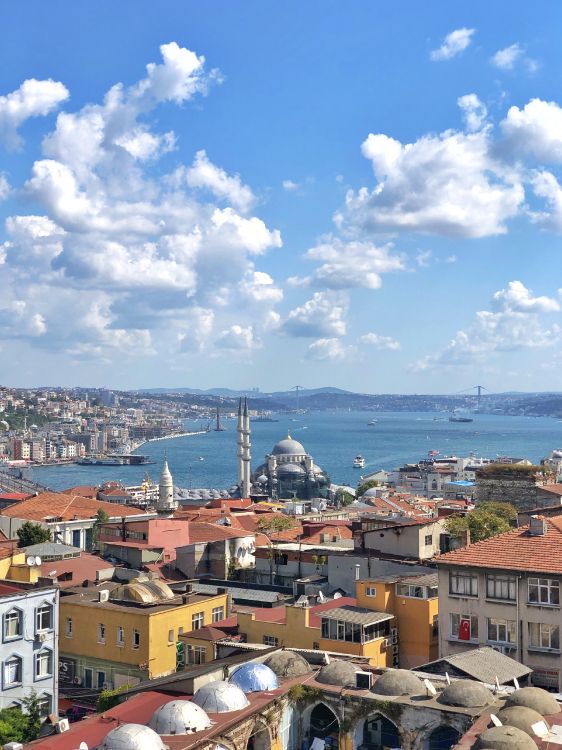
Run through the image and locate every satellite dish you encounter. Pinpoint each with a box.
[79,743,89,750]
[423,678,437,697]
[26,556,35,567]
[35,556,42,566]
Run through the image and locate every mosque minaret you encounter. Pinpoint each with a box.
[237,397,252,498]
[157,457,177,514]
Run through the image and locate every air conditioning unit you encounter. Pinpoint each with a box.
[55,719,70,734]
[98,590,109,603]
[37,632,48,643]
[356,671,374,689]
[102,682,112,690]
[382,637,390,649]
[73,677,83,685]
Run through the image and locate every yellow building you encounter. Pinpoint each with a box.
[59,579,228,689]
[0,549,40,584]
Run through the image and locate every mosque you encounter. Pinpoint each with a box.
[236,398,330,500]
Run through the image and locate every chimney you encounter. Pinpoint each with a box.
[462,529,471,547]
[529,515,547,536]
[355,564,361,581]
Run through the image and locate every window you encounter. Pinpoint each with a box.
[35,650,52,679]
[191,612,204,630]
[528,578,560,606]
[168,629,174,644]
[132,629,140,649]
[424,534,433,546]
[365,586,377,597]
[274,553,288,566]
[529,622,560,651]
[212,606,225,623]
[4,610,21,640]
[487,618,516,644]
[65,617,73,638]
[396,583,425,599]
[35,604,52,632]
[487,574,516,601]
[321,617,388,643]
[4,656,22,687]
[450,613,478,640]
[432,615,439,639]
[450,570,478,597]
[117,626,124,646]
[36,696,51,717]
[98,623,105,644]
[187,645,206,665]
[263,635,279,646]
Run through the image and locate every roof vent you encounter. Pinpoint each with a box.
[529,516,547,536]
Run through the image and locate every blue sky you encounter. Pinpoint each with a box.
[1,1,562,393]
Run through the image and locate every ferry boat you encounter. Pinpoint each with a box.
[449,415,474,423]
[76,455,126,466]
[353,455,365,468]
[367,419,377,425]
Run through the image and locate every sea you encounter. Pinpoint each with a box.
[27,411,562,493]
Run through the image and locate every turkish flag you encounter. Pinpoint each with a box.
[459,619,471,641]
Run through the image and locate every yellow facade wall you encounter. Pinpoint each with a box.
[0,551,39,583]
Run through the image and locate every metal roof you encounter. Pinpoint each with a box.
[318,605,393,626]
[191,583,283,603]
[398,573,439,587]
[418,646,532,685]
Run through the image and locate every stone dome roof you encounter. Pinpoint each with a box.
[100,725,166,750]
[317,661,360,687]
[438,681,494,708]
[148,700,211,735]
[372,669,424,696]
[363,487,379,498]
[271,438,306,456]
[264,651,310,678]
[230,663,279,693]
[277,463,306,475]
[192,680,249,713]
[506,687,561,716]
[475,726,537,750]
[497,706,548,737]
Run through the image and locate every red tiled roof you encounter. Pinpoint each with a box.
[438,517,562,574]
[244,597,357,628]
[0,492,32,501]
[180,625,227,641]
[187,522,252,543]
[39,553,114,588]
[61,485,99,498]
[0,493,143,521]
[539,484,562,497]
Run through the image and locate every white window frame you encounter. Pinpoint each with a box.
[528,578,560,606]
[212,606,225,623]
[529,622,560,651]
[263,635,279,646]
[98,623,106,644]
[191,612,204,630]
[450,570,478,597]
[35,649,52,680]
[4,609,22,640]
[450,613,479,641]
[65,617,73,638]
[3,655,22,688]
[486,574,517,601]
[487,617,516,644]
[117,626,125,647]
[365,586,377,597]
[132,629,140,649]
[187,645,206,665]
[35,604,53,633]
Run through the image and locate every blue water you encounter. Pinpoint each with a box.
[29,411,562,492]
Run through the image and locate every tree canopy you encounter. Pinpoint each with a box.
[445,503,516,544]
[17,521,51,548]
[256,515,295,535]
[0,692,42,744]
[356,479,379,497]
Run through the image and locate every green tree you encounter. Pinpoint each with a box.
[256,515,295,585]
[17,521,51,548]
[446,509,511,544]
[356,479,380,497]
[0,692,42,744]
[477,501,517,524]
[92,508,110,548]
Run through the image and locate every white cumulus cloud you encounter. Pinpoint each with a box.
[359,332,401,350]
[501,99,562,163]
[430,28,475,61]
[458,94,488,132]
[0,78,69,149]
[307,338,351,361]
[185,149,256,213]
[283,292,347,338]
[491,43,538,72]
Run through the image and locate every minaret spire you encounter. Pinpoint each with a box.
[237,397,244,489]
[242,397,251,498]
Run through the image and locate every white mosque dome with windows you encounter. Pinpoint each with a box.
[100,724,166,750]
[148,700,212,735]
[192,680,249,713]
[271,437,306,456]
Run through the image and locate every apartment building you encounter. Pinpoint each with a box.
[437,514,562,690]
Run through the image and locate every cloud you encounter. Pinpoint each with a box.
[336,128,523,238]
[492,280,560,313]
[491,43,538,72]
[416,250,432,268]
[283,292,347,338]
[239,271,283,304]
[358,332,401,350]
[458,94,487,132]
[0,174,10,201]
[430,28,475,61]
[282,179,299,191]
[501,99,562,163]
[529,170,562,231]
[185,149,256,213]
[0,78,69,149]
[307,338,351,361]
[215,324,258,350]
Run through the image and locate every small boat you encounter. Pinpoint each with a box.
[198,456,204,461]
[353,455,365,468]
[367,419,377,425]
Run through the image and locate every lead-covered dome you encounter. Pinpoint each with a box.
[100,725,166,750]
[264,651,310,678]
[475,726,537,750]
[148,700,212,735]
[278,463,306,475]
[372,669,424,696]
[438,681,494,708]
[506,687,561,716]
[192,680,249,713]
[272,438,306,456]
[317,661,359,687]
[230,663,279,692]
[497,706,548,737]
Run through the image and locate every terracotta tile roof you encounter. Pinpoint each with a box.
[180,625,228,641]
[187,522,252,543]
[61,485,99,498]
[39,553,114,588]
[0,492,143,522]
[539,484,562,496]
[438,517,562,574]
[0,492,33,501]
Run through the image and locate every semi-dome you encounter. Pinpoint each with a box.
[100,724,166,750]
[192,680,249,713]
[148,700,212,735]
[475,726,537,750]
[277,463,306,475]
[506,687,561,716]
[372,669,424,696]
[317,660,359,687]
[264,651,310,678]
[497,706,548,737]
[438,681,494,708]
[271,438,306,456]
[230,663,279,692]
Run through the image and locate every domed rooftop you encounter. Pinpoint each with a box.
[438,681,494,708]
[317,660,359,687]
[192,680,249,713]
[271,437,306,456]
[109,579,175,605]
[277,463,306,475]
[497,706,548,737]
[372,669,424,696]
[148,700,212,735]
[230,663,279,693]
[363,487,379,498]
[264,651,310,678]
[100,724,166,750]
[475,726,537,750]
[506,687,561,716]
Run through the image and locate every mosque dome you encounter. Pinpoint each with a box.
[230,663,279,692]
[506,687,561,716]
[100,725,166,750]
[257,474,268,483]
[363,487,379,498]
[148,701,212,735]
[264,651,310,678]
[372,669,424,696]
[278,463,306,475]
[192,680,249,713]
[475,726,537,750]
[497,706,548,737]
[272,438,306,456]
[317,661,360,687]
[438,681,494,708]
